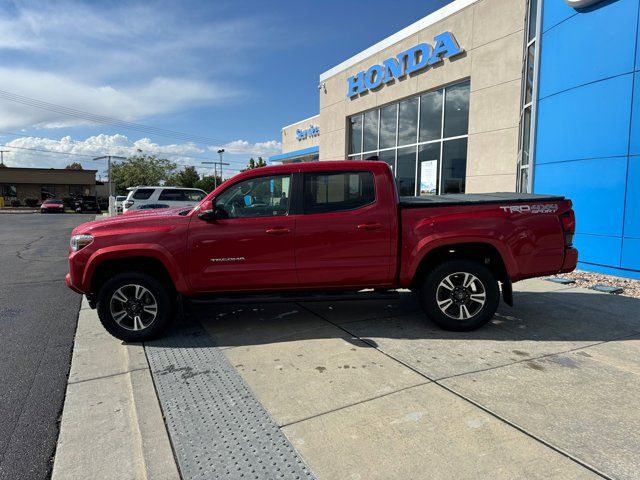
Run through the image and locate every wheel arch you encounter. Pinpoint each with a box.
[409,242,512,305]
[89,256,176,300]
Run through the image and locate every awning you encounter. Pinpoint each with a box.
[268,146,319,162]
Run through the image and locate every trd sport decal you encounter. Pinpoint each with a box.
[500,204,559,214]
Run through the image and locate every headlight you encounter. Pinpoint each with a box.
[70,234,93,252]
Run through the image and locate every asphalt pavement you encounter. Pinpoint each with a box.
[0,213,94,480]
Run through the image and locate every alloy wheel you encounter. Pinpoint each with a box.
[435,272,486,320]
[109,284,158,331]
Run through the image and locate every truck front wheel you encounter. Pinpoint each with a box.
[419,260,499,332]
[96,272,174,341]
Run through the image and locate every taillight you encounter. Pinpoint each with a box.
[124,200,134,208]
[561,210,575,246]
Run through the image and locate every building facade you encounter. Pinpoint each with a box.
[0,167,97,205]
[269,0,640,279]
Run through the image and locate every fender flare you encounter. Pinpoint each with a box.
[82,243,189,293]
[402,234,519,286]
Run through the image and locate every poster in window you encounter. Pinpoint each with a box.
[420,160,438,195]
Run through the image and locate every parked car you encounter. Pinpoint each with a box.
[66,161,577,341]
[74,196,101,213]
[122,187,206,213]
[40,198,65,213]
[114,195,128,214]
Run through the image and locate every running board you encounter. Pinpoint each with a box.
[187,289,401,305]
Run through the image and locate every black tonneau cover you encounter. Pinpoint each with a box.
[399,192,565,208]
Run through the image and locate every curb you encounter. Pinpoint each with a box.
[51,297,180,480]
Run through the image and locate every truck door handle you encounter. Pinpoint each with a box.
[357,222,383,231]
[265,227,291,235]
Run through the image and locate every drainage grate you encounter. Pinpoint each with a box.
[145,322,315,480]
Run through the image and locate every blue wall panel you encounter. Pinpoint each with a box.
[535,157,627,237]
[623,155,640,238]
[539,0,638,99]
[542,1,576,32]
[631,73,640,156]
[536,74,633,164]
[574,233,623,267]
[622,238,640,269]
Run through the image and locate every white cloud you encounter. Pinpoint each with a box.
[1,134,280,175]
[215,140,282,157]
[0,68,238,131]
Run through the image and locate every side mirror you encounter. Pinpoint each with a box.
[198,200,217,221]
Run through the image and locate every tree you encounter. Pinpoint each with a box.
[170,166,200,188]
[110,153,176,195]
[194,175,224,193]
[65,162,83,170]
[244,157,267,171]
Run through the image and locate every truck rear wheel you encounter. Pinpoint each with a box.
[419,259,499,332]
[96,272,174,341]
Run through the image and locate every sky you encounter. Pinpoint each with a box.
[0,0,453,178]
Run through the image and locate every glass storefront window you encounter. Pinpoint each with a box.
[347,80,469,195]
[363,110,378,153]
[349,115,363,154]
[444,81,470,138]
[396,146,417,196]
[441,139,467,194]
[398,97,418,147]
[521,107,531,166]
[379,104,397,150]
[528,0,538,41]
[418,143,440,196]
[525,44,535,105]
[378,149,396,173]
[419,90,443,143]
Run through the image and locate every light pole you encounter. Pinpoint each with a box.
[217,149,226,184]
[94,155,126,215]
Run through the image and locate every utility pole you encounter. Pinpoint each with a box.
[94,155,126,215]
[201,162,218,189]
[0,150,7,166]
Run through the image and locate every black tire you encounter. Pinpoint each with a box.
[419,259,499,331]
[96,272,174,341]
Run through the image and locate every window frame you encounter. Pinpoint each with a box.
[301,170,377,215]
[213,173,293,220]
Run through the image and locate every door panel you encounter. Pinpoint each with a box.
[295,171,394,288]
[186,174,296,293]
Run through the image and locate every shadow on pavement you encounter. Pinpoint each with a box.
[174,289,640,349]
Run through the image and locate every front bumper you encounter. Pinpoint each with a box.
[65,273,83,293]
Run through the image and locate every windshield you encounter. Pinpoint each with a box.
[43,199,62,205]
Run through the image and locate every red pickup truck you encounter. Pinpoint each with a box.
[66,161,577,341]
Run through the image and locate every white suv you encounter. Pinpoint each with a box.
[122,186,207,213]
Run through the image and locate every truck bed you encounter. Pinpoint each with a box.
[399,192,565,208]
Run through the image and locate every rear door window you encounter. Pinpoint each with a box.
[158,189,186,201]
[132,189,155,200]
[303,172,375,214]
[158,189,206,202]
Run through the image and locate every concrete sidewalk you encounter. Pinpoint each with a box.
[52,297,180,480]
[52,277,640,480]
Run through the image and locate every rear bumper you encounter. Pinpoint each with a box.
[560,247,578,273]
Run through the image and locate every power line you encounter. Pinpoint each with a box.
[0,143,246,175]
[0,89,232,145]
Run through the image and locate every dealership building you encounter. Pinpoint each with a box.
[269,0,640,279]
